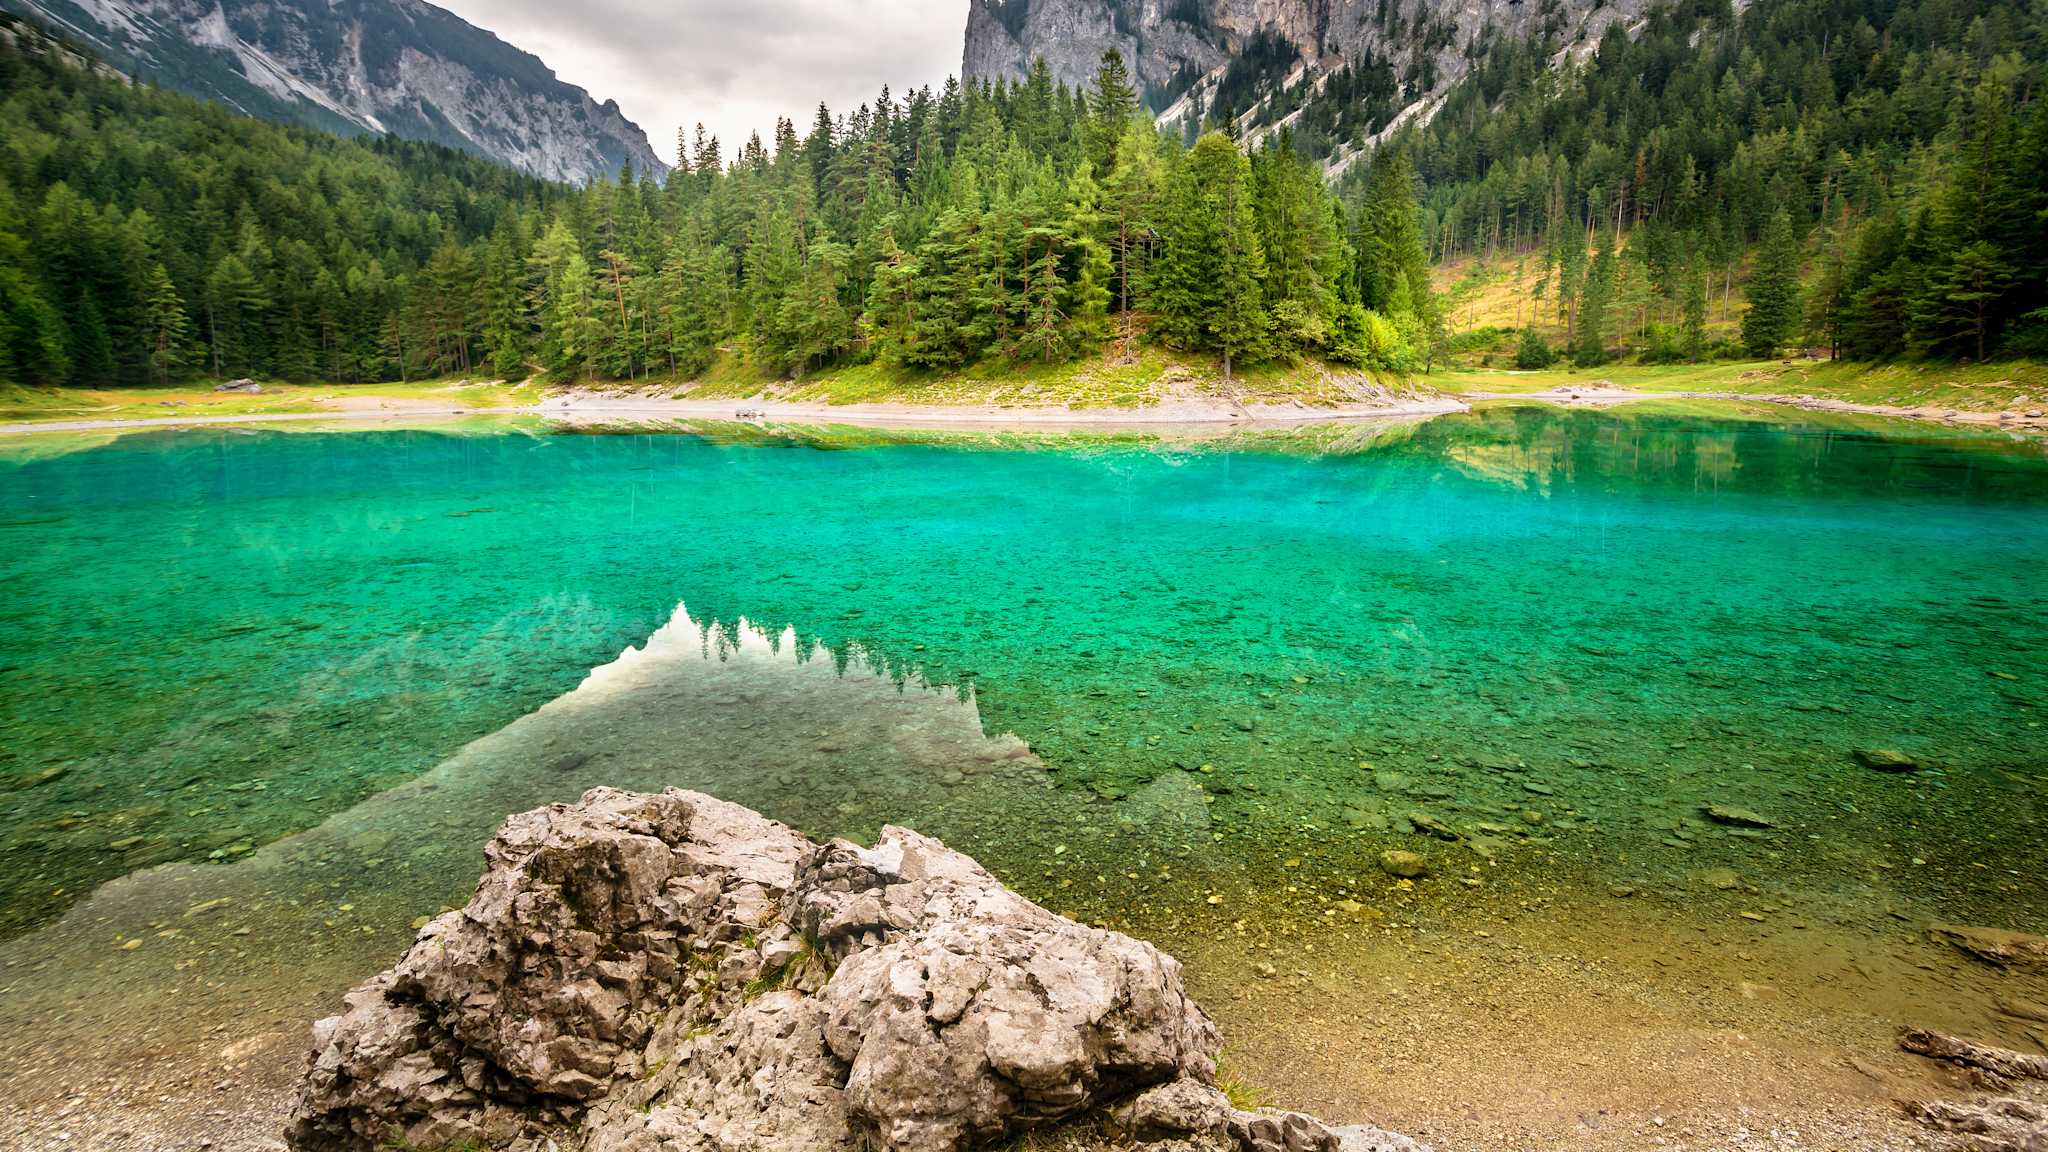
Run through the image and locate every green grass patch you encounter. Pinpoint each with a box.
[1215,1052,1268,1111]
[0,377,545,425]
[1434,358,2048,412]
[660,345,1440,411]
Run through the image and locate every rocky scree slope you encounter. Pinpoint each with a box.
[287,786,1425,1152]
[962,0,1658,172]
[0,0,664,183]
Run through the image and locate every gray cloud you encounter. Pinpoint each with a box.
[434,0,966,168]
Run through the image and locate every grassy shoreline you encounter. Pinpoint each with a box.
[1434,357,2048,411]
[4,355,2044,432]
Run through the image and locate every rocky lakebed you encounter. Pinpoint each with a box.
[283,787,2047,1152]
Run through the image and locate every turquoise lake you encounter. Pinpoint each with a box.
[2,406,2045,954]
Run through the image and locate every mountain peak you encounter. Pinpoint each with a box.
[962,0,1652,173]
[2,0,665,183]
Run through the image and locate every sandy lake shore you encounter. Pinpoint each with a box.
[0,392,1466,437]
[535,389,1471,428]
[6,380,2048,436]
[0,405,534,435]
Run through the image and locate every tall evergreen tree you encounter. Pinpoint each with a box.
[1742,209,1802,358]
[1680,253,1709,361]
[1103,119,1164,361]
[140,262,191,385]
[1577,236,1616,365]
[1087,50,1139,174]
[204,253,268,377]
[1155,133,1269,380]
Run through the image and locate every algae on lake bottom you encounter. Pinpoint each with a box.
[0,405,2043,943]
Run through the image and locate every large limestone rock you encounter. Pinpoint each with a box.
[287,787,1422,1152]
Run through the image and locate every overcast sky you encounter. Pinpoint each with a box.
[435,0,966,168]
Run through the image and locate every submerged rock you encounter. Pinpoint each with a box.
[1996,996,2048,1024]
[1700,803,1776,829]
[1405,812,1460,842]
[1377,850,1430,879]
[1928,923,2048,969]
[1853,748,1920,773]
[287,787,1425,1152]
[1899,1028,2048,1150]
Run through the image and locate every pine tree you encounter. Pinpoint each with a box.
[1062,163,1114,349]
[1087,50,1139,174]
[1918,242,2016,363]
[1742,209,1801,359]
[549,252,604,381]
[1155,133,1269,380]
[660,218,729,377]
[1019,223,1070,362]
[1805,216,1853,361]
[746,204,802,364]
[204,253,268,377]
[1255,135,1345,356]
[1352,150,1438,367]
[1103,119,1163,361]
[595,248,639,378]
[1681,253,1709,361]
[1576,236,1615,366]
[775,232,855,376]
[140,262,190,385]
[863,229,921,364]
[481,215,532,381]
[905,198,983,369]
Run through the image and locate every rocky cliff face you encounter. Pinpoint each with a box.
[2,0,665,183]
[287,786,1425,1152]
[962,0,1652,172]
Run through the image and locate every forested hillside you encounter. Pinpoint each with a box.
[1373,0,2048,362]
[1,0,667,182]
[0,22,1437,389]
[5,0,2044,393]
[0,13,562,388]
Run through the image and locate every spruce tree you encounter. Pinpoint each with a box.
[1576,237,1615,366]
[1742,209,1802,358]
[776,233,855,376]
[1681,254,1709,361]
[140,262,190,385]
[1155,133,1269,380]
[1104,119,1163,361]
[204,253,268,377]
[863,229,921,364]
[1087,50,1139,174]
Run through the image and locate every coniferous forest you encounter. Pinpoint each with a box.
[1,0,2045,391]
[0,25,1434,389]
[1387,0,2048,363]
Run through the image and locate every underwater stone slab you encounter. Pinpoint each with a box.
[1929,924,2048,969]
[286,786,1426,1152]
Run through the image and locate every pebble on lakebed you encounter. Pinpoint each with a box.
[1379,849,1430,879]
[1701,803,1776,829]
[1853,748,1921,773]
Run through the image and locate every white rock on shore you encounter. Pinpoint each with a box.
[287,787,1424,1152]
